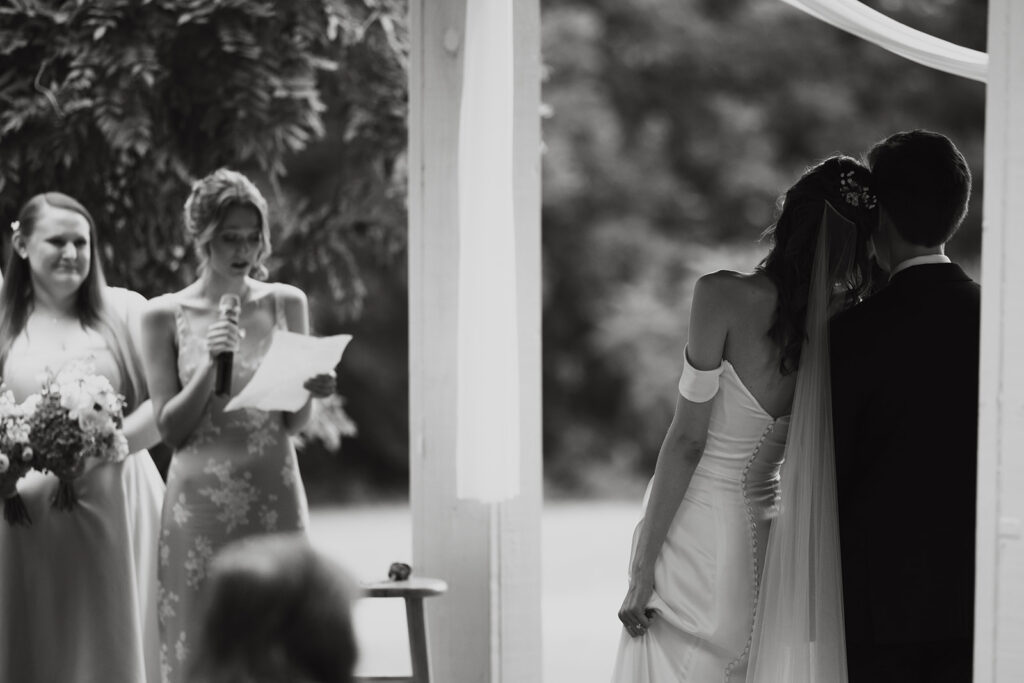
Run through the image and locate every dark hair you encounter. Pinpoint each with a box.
[758,155,877,375]
[867,129,971,247]
[188,533,359,683]
[0,193,146,408]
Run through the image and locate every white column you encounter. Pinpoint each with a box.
[408,1,542,681]
[976,0,1024,680]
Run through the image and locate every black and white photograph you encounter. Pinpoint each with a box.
[0,1,1019,682]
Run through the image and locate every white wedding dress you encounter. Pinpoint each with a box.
[612,356,790,682]
[613,203,852,683]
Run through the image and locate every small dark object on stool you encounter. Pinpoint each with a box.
[389,562,412,581]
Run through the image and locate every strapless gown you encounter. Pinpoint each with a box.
[612,360,790,683]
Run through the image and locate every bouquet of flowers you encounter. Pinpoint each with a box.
[27,362,130,511]
[0,389,38,526]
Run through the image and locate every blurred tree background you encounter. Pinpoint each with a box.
[0,0,989,502]
[0,0,409,502]
[540,0,987,496]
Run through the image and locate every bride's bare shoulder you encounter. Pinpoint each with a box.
[695,269,772,304]
[692,271,777,333]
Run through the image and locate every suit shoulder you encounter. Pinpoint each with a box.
[831,293,879,331]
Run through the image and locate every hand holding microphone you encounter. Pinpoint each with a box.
[208,294,242,396]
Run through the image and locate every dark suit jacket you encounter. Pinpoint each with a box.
[830,262,979,646]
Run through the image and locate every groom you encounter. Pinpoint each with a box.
[830,130,979,683]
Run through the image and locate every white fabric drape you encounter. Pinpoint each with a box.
[455,0,521,502]
[780,0,987,83]
[746,204,853,683]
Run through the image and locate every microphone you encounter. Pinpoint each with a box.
[214,293,241,396]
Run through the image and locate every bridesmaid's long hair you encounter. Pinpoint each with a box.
[757,155,878,375]
[0,193,147,410]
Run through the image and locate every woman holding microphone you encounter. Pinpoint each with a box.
[141,169,336,683]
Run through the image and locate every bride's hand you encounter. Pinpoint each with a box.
[618,573,655,638]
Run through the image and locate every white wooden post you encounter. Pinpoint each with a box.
[975,0,1024,680]
[408,1,542,681]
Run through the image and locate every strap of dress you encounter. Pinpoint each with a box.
[678,345,724,403]
[173,304,191,343]
[271,287,288,330]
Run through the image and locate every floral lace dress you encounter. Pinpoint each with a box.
[158,290,309,683]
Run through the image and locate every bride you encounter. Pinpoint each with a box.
[613,155,877,682]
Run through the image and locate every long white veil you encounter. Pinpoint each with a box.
[746,203,855,683]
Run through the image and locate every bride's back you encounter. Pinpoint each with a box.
[711,269,796,420]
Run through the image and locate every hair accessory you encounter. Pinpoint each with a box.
[9,220,19,233]
[839,171,877,210]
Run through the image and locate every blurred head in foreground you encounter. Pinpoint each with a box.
[187,533,359,683]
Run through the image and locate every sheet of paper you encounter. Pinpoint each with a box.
[224,331,352,413]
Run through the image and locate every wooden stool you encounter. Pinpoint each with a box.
[354,577,448,683]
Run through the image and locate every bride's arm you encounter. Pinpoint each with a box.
[617,274,727,636]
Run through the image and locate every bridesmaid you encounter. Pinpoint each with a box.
[141,168,336,682]
[0,192,165,682]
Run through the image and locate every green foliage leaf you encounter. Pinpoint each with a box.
[0,0,408,301]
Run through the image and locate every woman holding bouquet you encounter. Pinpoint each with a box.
[141,168,336,683]
[0,192,165,682]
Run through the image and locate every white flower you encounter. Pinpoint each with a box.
[60,383,92,420]
[0,390,16,418]
[8,421,30,444]
[78,405,117,436]
[110,431,129,461]
[20,394,41,415]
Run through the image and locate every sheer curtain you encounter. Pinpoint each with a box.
[780,0,987,82]
[455,0,521,503]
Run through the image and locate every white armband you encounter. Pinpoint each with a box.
[678,346,724,403]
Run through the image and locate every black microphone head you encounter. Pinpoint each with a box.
[215,293,240,397]
[219,293,241,324]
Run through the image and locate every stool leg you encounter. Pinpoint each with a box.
[406,597,429,683]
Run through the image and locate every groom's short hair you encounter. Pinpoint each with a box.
[867,130,971,247]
